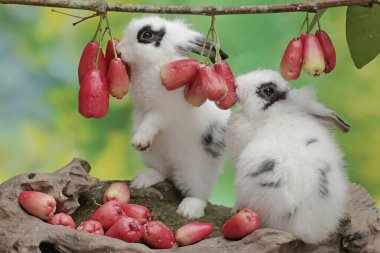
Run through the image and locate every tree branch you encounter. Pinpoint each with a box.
[0,0,379,16]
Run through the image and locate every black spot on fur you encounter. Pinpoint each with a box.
[260,179,281,188]
[251,160,275,177]
[201,122,226,158]
[256,82,287,110]
[318,165,331,197]
[306,138,318,146]
[137,25,166,47]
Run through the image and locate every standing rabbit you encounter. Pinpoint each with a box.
[117,16,230,219]
[226,69,351,243]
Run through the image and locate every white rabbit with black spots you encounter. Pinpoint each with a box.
[226,69,350,244]
[117,16,230,219]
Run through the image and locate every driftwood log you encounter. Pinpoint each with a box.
[0,158,379,253]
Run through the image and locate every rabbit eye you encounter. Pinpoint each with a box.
[264,87,274,97]
[142,31,153,40]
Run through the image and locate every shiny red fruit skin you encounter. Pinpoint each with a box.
[78,41,106,84]
[121,204,151,225]
[18,191,56,220]
[88,200,125,230]
[48,213,76,229]
[105,38,120,71]
[214,60,237,109]
[199,63,228,101]
[175,222,214,246]
[300,32,307,45]
[106,217,143,243]
[184,74,207,107]
[79,69,109,119]
[142,221,175,249]
[280,37,303,80]
[107,58,130,99]
[77,220,105,235]
[222,208,260,240]
[160,59,199,90]
[315,30,336,73]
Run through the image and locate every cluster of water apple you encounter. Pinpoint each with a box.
[18,182,260,248]
[78,16,129,119]
[280,29,336,80]
[160,59,237,110]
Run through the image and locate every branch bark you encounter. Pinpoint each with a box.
[0,0,379,15]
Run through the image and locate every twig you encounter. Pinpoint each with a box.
[0,0,379,16]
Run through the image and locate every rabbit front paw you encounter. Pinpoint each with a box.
[132,130,156,151]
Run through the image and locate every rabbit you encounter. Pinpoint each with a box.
[226,69,351,244]
[116,16,230,219]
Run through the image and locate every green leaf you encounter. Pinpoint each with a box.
[346,5,380,69]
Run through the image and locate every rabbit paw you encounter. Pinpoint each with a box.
[177,197,206,219]
[131,169,165,189]
[131,130,156,151]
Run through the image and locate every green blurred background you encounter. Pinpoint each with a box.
[0,1,379,207]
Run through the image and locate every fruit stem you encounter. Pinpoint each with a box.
[95,16,104,69]
[308,9,326,32]
[298,13,308,37]
[306,12,310,33]
[105,14,118,60]
[200,21,212,64]
[91,14,103,42]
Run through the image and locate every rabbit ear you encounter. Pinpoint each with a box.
[312,113,351,133]
[288,86,351,133]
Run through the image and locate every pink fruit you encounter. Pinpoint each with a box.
[88,200,125,230]
[280,37,303,80]
[302,34,326,77]
[214,60,237,109]
[175,222,214,246]
[18,191,56,220]
[222,208,260,240]
[184,74,207,107]
[78,69,109,119]
[106,216,143,243]
[48,213,76,229]
[315,30,336,73]
[107,58,130,99]
[300,32,307,45]
[105,38,120,71]
[160,59,199,90]
[77,220,105,235]
[78,41,106,84]
[142,221,175,249]
[199,63,228,101]
[103,182,130,204]
[121,204,151,225]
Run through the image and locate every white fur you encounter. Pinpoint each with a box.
[117,16,230,219]
[226,69,348,243]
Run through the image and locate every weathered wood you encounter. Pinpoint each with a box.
[0,158,379,253]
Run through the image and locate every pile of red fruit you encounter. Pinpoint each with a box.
[78,37,130,119]
[280,29,336,80]
[160,59,238,110]
[18,182,260,248]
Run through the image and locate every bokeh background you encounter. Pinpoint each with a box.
[0,0,379,207]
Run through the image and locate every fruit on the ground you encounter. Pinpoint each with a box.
[78,69,109,118]
[18,191,56,220]
[105,38,120,71]
[175,222,214,246]
[184,74,207,107]
[222,208,260,240]
[103,182,130,204]
[105,216,143,243]
[214,60,237,109]
[160,59,199,90]
[121,204,151,225]
[142,221,175,249]
[315,30,336,73]
[199,63,228,101]
[78,41,106,84]
[77,220,105,235]
[48,213,76,229]
[302,34,326,77]
[88,200,125,230]
[280,37,304,80]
